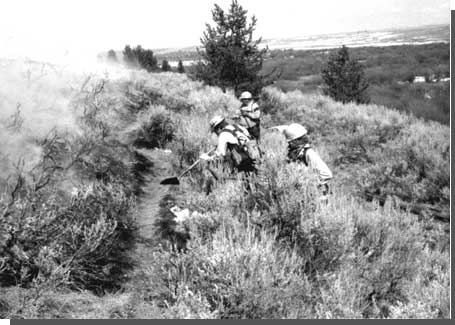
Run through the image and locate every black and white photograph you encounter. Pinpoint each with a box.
[0,0,451,319]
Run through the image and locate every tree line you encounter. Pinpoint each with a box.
[106,46,185,73]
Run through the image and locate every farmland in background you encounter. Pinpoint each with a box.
[261,42,450,125]
[149,25,450,125]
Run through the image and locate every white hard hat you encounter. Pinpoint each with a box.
[209,115,225,131]
[239,91,253,100]
[283,123,308,142]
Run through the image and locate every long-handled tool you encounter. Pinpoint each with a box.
[160,148,215,185]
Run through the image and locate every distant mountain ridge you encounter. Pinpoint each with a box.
[98,24,448,64]
[150,24,448,61]
[261,24,449,50]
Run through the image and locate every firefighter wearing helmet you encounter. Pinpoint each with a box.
[271,123,333,195]
[200,115,257,174]
[235,91,261,141]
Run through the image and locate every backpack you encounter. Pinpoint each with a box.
[222,124,260,168]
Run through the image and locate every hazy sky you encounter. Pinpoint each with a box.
[0,0,450,63]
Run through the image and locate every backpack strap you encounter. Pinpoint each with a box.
[232,124,251,139]
[297,144,311,166]
[221,125,254,164]
[222,124,251,144]
[220,127,239,142]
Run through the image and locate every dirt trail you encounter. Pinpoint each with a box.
[134,148,174,239]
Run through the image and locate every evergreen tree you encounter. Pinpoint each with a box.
[122,45,158,72]
[177,60,185,73]
[321,45,370,104]
[161,59,171,72]
[122,45,136,67]
[107,49,117,62]
[195,0,273,96]
[135,45,158,72]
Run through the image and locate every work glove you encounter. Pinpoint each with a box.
[199,153,213,161]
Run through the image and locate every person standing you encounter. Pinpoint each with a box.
[236,91,261,141]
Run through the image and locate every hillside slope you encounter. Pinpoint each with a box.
[0,61,449,319]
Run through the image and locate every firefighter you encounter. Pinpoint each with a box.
[272,123,333,195]
[235,91,261,141]
[199,115,257,174]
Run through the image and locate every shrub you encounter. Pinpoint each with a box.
[0,172,137,292]
[131,106,176,149]
[150,224,313,318]
[122,81,163,113]
[388,248,450,318]
[0,68,142,294]
[358,120,450,208]
[348,208,423,318]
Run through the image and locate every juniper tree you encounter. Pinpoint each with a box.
[135,46,158,72]
[177,60,185,73]
[195,0,272,96]
[107,49,117,62]
[122,45,136,67]
[161,59,171,72]
[321,45,370,104]
[122,45,158,72]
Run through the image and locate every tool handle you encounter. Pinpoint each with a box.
[178,147,216,178]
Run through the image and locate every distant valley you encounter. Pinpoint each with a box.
[152,24,449,63]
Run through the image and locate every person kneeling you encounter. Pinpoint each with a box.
[200,115,257,176]
[272,123,333,196]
